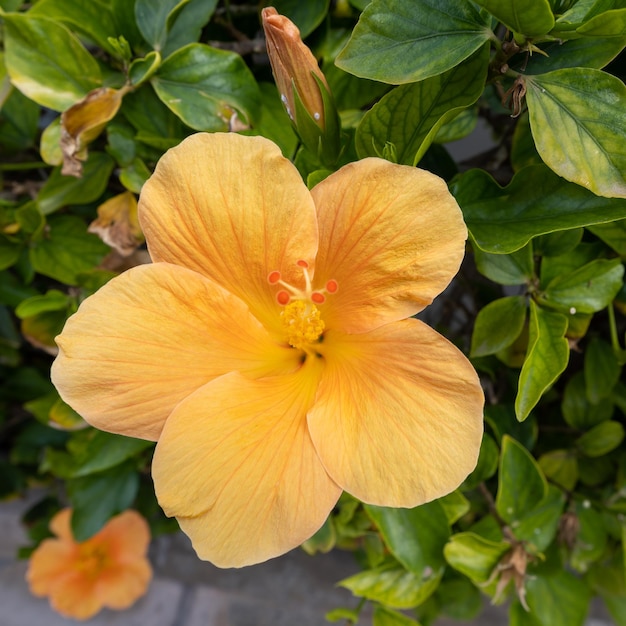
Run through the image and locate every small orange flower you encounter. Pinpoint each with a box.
[26,509,152,620]
[52,133,484,568]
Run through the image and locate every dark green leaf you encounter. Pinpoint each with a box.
[525,570,591,626]
[129,51,161,86]
[472,241,534,285]
[588,219,626,256]
[496,435,547,523]
[463,432,499,489]
[271,0,330,37]
[585,337,622,402]
[570,502,608,573]
[29,215,110,285]
[563,371,614,430]
[162,0,219,57]
[151,43,261,130]
[135,0,187,50]
[2,13,101,111]
[471,296,528,357]
[437,490,470,525]
[36,152,115,215]
[0,86,40,153]
[525,37,626,73]
[525,68,626,198]
[355,45,488,165]
[365,502,449,576]
[68,463,140,541]
[511,485,565,551]
[452,165,626,253]
[533,229,583,257]
[474,0,554,36]
[516,302,569,421]
[335,0,493,84]
[577,7,626,36]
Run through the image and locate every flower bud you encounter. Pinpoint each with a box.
[262,7,340,166]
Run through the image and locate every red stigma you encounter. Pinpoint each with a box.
[296,259,309,268]
[311,292,325,304]
[277,291,290,305]
[326,279,338,293]
[268,271,281,284]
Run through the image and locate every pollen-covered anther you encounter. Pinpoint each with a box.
[280,300,325,350]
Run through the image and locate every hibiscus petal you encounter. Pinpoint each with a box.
[152,365,341,567]
[138,132,318,334]
[52,263,299,441]
[311,158,467,333]
[308,319,484,507]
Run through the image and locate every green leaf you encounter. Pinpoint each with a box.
[373,606,422,626]
[443,532,510,583]
[588,219,626,256]
[516,302,569,421]
[463,432,499,489]
[135,0,188,50]
[538,449,578,491]
[512,485,565,551]
[539,241,603,286]
[434,106,478,144]
[151,43,261,130]
[577,7,626,36]
[473,240,535,284]
[437,490,470,525]
[29,215,110,285]
[2,13,101,111]
[525,36,626,73]
[471,296,528,357]
[67,431,153,478]
[525,570,591,626]
[68,462,140,541]
[539,258,624,314]
[570,502,608,573]
[474,0,554,36]
[563,371,614,430]
[453,164,626,253]
[29,0,120,56]
[271,0,330,37]
[533,229,583,257]
[525,68,626,198]
[577,420,625,457]
[335,0,493,84]
[339,564,440,609]
[585,337,622,402]
[162,0,219,57]
[496,435,547,524]
[435,578,482,621]
[355,45,488,165]
[365,502,449,576]
[15,289,70,318]
[129,51,161,86]
[0,86,40,153]
[36,152,115,215]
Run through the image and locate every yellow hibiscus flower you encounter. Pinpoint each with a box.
[26,509,152,620]
[51,133,484,568]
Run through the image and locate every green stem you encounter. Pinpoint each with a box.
[608,303,622,354]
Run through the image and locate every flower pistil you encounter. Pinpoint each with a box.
[268,260,338,350]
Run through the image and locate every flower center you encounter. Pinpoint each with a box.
[268,260,338,350]
[76,542,110,579]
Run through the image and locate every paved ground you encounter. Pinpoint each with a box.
[0,495,614,626]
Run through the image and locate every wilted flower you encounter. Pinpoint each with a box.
[26,509,152,620]
[52,132,484,567]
